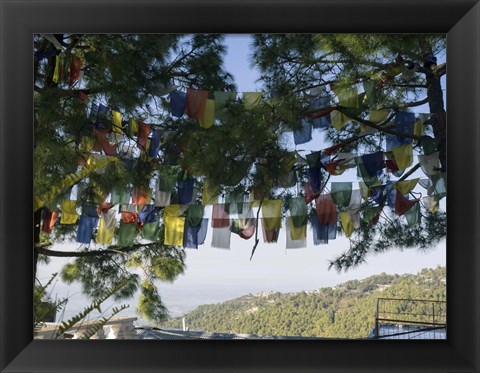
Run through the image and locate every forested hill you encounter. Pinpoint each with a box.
[160,267,446,338]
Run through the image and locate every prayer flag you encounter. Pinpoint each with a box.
[170,90,187,117]
[242,92,262,109]
[186,89,208,119]
[199,99,215,128]
[117,221,137,246]
[60,200,78,224]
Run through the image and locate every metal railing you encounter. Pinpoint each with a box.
[374,298,446,339]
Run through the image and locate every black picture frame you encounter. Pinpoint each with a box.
[1,1,479,372]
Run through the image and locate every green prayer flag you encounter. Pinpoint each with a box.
[141,222,160,241]
[187,204,204,227]
[117,221,137,246]
[331,182,353,208]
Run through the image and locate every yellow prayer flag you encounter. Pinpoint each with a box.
[163,216,185,246]
[391,144,413,170]
[262,200,282,230]
[242,92,262,109]
[359,181,370,201]
[334,85,359,108]
[287,217,306,240]
[60,200,79,225]
[202,183,218,205]
[164,204,181,217]
[331,110,349,130]
[53,55,61,83]
[129,118,138,134]
[112,111,123,133]
[395,178,419,195]
[369,110,389,124]
[199,99,215,129]
[413,120,424,139]
[339,211,354,237]
[96,217,115,245]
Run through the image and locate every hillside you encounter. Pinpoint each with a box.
[159,267,446,338]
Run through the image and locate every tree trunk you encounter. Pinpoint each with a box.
[426,72,446,172]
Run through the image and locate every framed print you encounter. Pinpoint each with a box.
[1,1,479,372]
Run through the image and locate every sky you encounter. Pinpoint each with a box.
[36,34,447,324]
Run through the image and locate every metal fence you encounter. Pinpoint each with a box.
[373,298,446,339]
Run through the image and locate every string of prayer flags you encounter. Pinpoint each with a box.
[184,219,209,248]
[293,119,312,145]
[419,151,440,177]
[117,221,137,246]
[242,92,262,109]
[211,227,231,249]
[262,199,282,230]
[315,194,337,225]
[170,90,187,117]
[211,204,231,228]
[41,209,58,234]
[286,217,307,248]
[96,208,116,245]
[394,112,415,145]
[186,89,208,119]
[199,99,215,128]
[214,91,237,119]
[163,205,186,246]
[77,215,98,244]
[60,200,79,224]
[330,182,353,209]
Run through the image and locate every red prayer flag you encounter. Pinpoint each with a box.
[186,89,208,119]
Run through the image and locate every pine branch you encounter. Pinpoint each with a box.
[35,243,159,258]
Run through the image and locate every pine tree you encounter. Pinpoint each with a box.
[34,34,235,322]
[251,34,446,270]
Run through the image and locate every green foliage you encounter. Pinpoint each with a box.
[160,267,446,338]
[137,280,169,322]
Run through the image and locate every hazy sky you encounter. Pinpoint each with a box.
[37,34,447,323]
